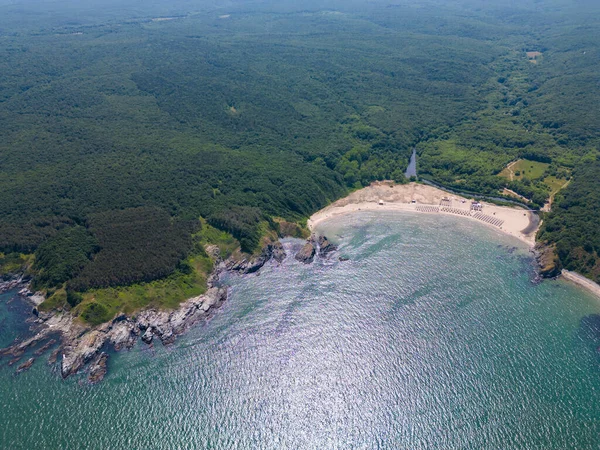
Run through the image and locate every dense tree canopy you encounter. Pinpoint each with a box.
[0,0,598,298]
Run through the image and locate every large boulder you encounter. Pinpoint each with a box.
[295,242,316,264]
[272,241,287,263]
[317,235,336,256]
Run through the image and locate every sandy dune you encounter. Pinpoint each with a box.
[308,182,538,247]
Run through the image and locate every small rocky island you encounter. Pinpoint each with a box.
[295,234,337,264]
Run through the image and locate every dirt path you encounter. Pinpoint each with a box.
[505,160,519,181]
[543,179,571,212]
[503,188,530,203]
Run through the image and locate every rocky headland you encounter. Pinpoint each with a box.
[0,236,336,384]
[533,242,562,279]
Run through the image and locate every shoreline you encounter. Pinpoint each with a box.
[0,242,289,383]
[308,182,538,248]
[561,270,600,300]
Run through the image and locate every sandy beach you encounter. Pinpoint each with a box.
[308,182,538,247]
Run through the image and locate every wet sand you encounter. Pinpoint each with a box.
[562,270,600,300]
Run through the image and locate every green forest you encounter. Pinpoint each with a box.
[1,0,599,322]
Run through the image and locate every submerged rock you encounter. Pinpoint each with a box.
[88,352,109,384]
[34,339,57,356]
[48,348,60,365]
[17,358,34,373]
[8,357,22,366]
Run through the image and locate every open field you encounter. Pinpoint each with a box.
[526,51,542,63]
[499,159,549,181]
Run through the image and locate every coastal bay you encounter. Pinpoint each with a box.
[0,212,599,448]
[310,182,600,299]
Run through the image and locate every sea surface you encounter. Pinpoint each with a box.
[1,211,599,449]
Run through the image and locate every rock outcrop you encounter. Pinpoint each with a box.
[295,234,337,263]
[18,286,45,306]
[0,275,26,294]
[271,241,287,263]
[317,235,336,256]
[48,348,60,365]
[0,240,288,383]
[226,241,286,273]
[57,286,228,379]
[17,358,34,373]
[88,352,109,384]
[34,339,57,356]
[295,240,316,264]
[0,285,228,382]
[534,242,562,278]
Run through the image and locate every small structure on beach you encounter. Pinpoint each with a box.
[378,199,384,205]
[470,201,483,211]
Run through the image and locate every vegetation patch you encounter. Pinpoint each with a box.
[0,253,33,278]
[0,1,599,322]
[38,287,68,312]
[33,226,98,289]
[74,239,216,324]
[538,158,600,283]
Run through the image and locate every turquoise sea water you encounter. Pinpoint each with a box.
[0,211,599,449]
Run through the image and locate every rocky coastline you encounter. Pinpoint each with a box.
[532,242,562,279]
[0,232,581,383]
[0,235,337,383]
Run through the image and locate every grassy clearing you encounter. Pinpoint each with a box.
[73,252,213,325]
[196,218,239,260]
[274,218,309,239]
[526,51,542,63]
[499,159,549,181]
[543,175,569,196]
[38,287,68,312]
[0,253,34,278]
[0,253,33,278]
